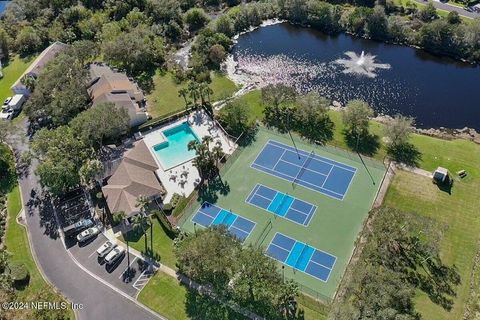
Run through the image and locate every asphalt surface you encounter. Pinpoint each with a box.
[10,119,162,320]
[68,233,152,298]
[414,0,480,18]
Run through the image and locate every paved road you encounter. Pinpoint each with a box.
[414,0,480,18]
[9,119,162,320]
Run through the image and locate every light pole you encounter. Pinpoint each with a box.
[126,239,131,282]
[194,222,197,236]
[282,265,285,283]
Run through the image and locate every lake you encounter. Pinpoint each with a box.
[229,22,480,130]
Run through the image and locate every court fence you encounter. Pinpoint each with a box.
[297,283,333,305]
[174,130,249,228]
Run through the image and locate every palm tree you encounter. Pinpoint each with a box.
[211,144,225,167]
[187,81,199,106]
[132,214,149,254]
[133,196,151,254]
[178,88,189,112]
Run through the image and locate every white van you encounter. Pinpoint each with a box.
[7,94,26,111]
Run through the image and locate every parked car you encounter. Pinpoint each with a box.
[63,218,94,238]
[96,241,117,259]
[76,226,100,243]
[0,107,13,121]
[3,97,12,106]
[104,247,126,266]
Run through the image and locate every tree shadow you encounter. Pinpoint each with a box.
[387,142,422,167]
[405,254,460,310]
[197,177,230,204]
[184,288,245,320]
[237,126,258,147]
[344,130,380,156]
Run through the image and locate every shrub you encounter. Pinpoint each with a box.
[9,262,29,283]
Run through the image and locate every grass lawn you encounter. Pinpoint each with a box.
[0,56,34,124]
[140,271,328,320]
[384,146,480,320]
[146,71,237,119]
[118,216,177,269]
[0,56,33,102]
[6,186,74,318]
[138,271,190,320]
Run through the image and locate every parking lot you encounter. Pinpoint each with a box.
[68,233,153,298]
[54,189,153,298]
[54,189,92,228]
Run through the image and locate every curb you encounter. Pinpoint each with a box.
[13,193,80,320]
[64,248,166,320]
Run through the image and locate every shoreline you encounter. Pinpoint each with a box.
[223,22,479,143]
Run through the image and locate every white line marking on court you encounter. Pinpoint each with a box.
[321,165,335,188]
[245,185,312,227]
[119,257,137,279]
[251,162,345,200]
[269,140,357,173]
[272,149,287,171]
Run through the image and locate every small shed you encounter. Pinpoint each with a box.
[433,167,449,184]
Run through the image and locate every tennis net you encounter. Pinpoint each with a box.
[292,150,315,187]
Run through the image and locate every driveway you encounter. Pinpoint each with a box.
[9,119,163,320]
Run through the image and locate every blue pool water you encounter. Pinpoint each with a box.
[152,122,200,170]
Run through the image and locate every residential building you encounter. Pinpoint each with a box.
[102,140,165,220]
[87,64,148,128]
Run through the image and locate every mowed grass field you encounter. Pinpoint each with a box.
[146,71,237,118]
[180,127,386,300]
[384,142,480,319]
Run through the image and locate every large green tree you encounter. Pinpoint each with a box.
[70,103,129,149]
[31,126,93,195]
[295,92,334,144]
[333,207,460,317]
[217,100,256,141]
[175,227,299,319]
[102,25,164,76]
[24,53,90,126]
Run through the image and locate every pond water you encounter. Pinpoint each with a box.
[229,22,480,130]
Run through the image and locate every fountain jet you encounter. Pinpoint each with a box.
[335,51,390,78]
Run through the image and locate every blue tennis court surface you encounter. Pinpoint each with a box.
[191,202,256,242]
[266,233,336,282]
[246,184,317,226]
[251,140,357,200]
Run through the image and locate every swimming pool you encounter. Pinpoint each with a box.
[152,122,200,170]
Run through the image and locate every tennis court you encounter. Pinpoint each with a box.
[251,140,357,200]
[266,233,336,282]
[246,184,317,226]
[191,202,256,242]
[179,127,387,300]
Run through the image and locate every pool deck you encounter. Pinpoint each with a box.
[142,109,236,203]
